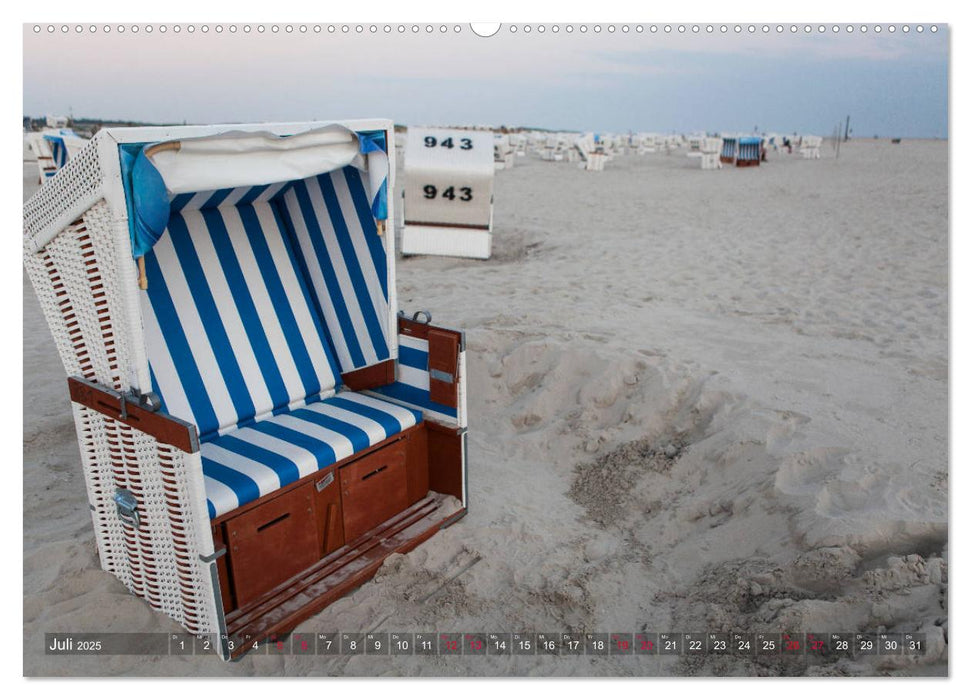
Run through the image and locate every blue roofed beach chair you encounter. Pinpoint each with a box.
[23,120,469,660]
[736,136,764,167]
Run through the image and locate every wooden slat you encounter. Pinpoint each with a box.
[341,358,395,391]
[428,329,459,407]
[398,316,464,347]
[426,422,464,502]
[67,376,199,453]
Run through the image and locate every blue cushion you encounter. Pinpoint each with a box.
[200,391,422,519]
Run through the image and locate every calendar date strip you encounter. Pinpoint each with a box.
[45,631,927,657]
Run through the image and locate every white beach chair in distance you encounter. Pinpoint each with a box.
[637,133,658,154]
[700,137,723,170]
[494,133,515,170]
[685,133,704,160]
[24,131,56,182]
[576,133,606,171]
[800,135,822,159]
[510,133,527,157]
[401,127,495,259]
[25,127,89,183]
[23,119,470,660]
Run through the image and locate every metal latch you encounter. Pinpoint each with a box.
[113,489,140,528]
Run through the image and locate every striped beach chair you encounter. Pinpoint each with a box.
[736,136,764,167]
[25,128,87,184]
[23,120,469,660]
[720,136,739,165]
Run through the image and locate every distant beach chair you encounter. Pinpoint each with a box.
[720,136,738,165]
[510,133,527,157]
[44,129,88,168]
[699,137,724,170]
[800,135,822,159]
[635,133,658,155]
[736,137,764,167]
[540,134,563,161]
[686,134,705,160]
[494,133,515,170]
[23,120,469,660]
[25,127,88,183]
[574,133,606,171]
[401,127,495,259]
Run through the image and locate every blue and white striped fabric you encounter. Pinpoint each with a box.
[169,182,292,214]
[44,135,68,168]
[369,334,458,420]
[141,198,342,441]
[738,137,762,162]
[278,167,391,375]
[721,137,737,161]
[201,391,421,518]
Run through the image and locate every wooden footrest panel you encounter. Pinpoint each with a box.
[225,492,463,658]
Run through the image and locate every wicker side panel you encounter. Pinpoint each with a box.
[72,404,221,635]
[23,132,106,253]
[23,199,135,391]
[27,191,220,637]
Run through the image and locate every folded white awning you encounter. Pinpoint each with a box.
[145,124,364,195]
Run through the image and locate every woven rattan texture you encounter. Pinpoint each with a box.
[23,133,106,252]
[25,186,220,637]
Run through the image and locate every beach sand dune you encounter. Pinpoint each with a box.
[23,140,947,675]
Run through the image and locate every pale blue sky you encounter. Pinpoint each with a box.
[23,24,948,138]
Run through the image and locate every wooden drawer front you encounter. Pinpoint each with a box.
[226,483,320,608]
[340,441,409,542]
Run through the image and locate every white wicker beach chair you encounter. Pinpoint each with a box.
[400,127,495,259]
[800,135,822,159]
[493,133,515,170]
[25,128,88,184]
[636,133,658,155]
[574,133,606,171]
[23,120,469,660]
[699,137,724,170]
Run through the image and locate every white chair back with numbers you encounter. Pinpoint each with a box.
[401,127,496,259]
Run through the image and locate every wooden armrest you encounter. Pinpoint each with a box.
[68,376,200,453]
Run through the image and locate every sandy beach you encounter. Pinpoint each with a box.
[22,139,948,676]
